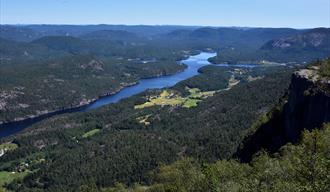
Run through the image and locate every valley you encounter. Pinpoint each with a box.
[0,52,215,138]
[0,24,329,192]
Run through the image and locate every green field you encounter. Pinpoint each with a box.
[0,171,28,189]
[82,129,101,138]
[0,143,18,151]
[135,88,216,109]
[182,98,200,108]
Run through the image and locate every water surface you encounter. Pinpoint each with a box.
[85,52,217,110]
[0,52,215,138]
[0,52,259,138]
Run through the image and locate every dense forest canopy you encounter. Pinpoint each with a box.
[0,65,294,191]
[0,24,329,191]
[1,25,328,124]
[107,123,330,192]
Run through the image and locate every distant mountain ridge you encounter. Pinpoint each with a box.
[81,30,139,41]
[0,25,43,42]
[31,36,89,55]
[0,37,69,60]
[164,27,302,49]
[1,25,328,63]
[0,24,199,42]
[261,28,330,52]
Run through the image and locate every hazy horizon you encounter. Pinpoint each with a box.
[1,23,328,30]
[1,0,329,28]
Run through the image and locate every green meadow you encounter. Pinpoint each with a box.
[82,129,101,138]
[135,88,216,109]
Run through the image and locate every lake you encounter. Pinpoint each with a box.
[83,52,217,110]
[0,52,258,138]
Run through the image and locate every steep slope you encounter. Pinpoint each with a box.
[237,58,330,162]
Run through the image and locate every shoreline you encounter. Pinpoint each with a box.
[0,81,139,126]
[0,65,189,127]
[0,51,216,138]
[208,57,290,66]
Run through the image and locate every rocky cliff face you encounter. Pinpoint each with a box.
[237,67,330,162]
[283,70,330,141]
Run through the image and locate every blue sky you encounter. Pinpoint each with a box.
[0,0,329,28]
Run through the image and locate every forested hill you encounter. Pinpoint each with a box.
[209,28,330,64]
[0,64,294,191]
[0,25,329,191]
[261,28,330,52]
[164,27,301,48]
[2,25,324,124]
[80,30,139,41]
[104,123,330,192]
[1,58,329,192]
[2,25,328,63]
[0,29,191,123]
[0,25,199,42]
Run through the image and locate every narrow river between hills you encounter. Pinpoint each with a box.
[0,52,259,138]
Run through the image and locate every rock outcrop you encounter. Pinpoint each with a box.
[283,70,330,141]
[237,66,330,162]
